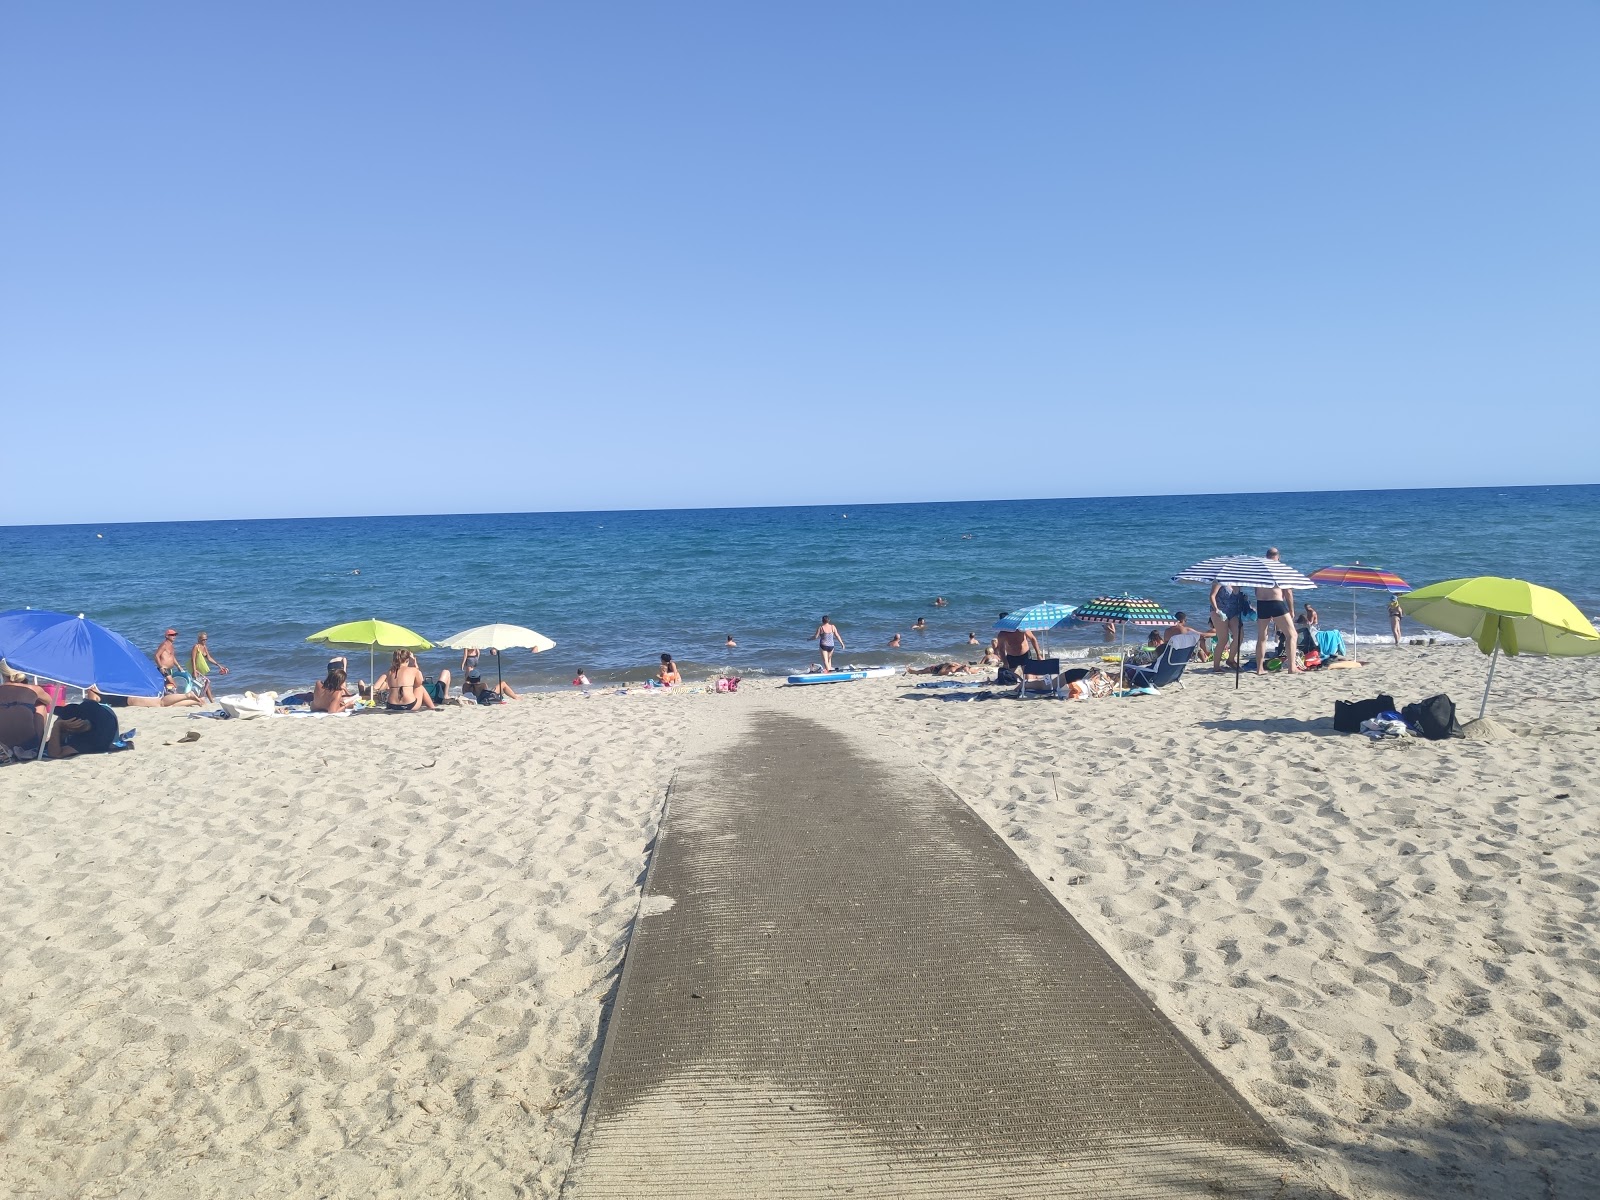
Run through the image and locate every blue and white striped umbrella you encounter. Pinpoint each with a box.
[994,602,1077,631]
[1173,555,1317,590]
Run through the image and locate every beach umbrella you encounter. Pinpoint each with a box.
[306,618,433,686]
[435,623,556,690]
[1399,577,1600,718]
[1173,555,1318,688]
[993,602,1077,631]
[994,602,1076,653]
[1308,563,1409,644]
[1072,595,1176,687]
[0,608,167,696]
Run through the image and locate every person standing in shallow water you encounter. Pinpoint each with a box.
[812,615,845,671]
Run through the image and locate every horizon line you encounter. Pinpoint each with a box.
[5,479,1596,532]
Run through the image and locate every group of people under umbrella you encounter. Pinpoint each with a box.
[0,611,557,758]
[994,552,1600,714]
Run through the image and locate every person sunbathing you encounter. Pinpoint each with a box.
[84,684,200,709]
[905,661,985,676]
[312,667,355,713]
[376,651,442,711]
[464,672,519,701]
[0,678,52,754]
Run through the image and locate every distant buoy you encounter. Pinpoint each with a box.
[96,533,104,538]
[841,513,848,519]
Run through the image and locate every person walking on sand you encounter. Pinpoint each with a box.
[1389,595,1403,645]
[188,631,229,701]
[1255,548,1299,674]
[154,628,180,685]
[812,615,845,671]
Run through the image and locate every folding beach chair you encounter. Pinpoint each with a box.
[1016,658,1062,699]
[1123,634,1199,691]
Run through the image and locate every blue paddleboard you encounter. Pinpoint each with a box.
[785,666,896,686]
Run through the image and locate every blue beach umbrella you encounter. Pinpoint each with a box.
[0,608,167,696]
[994,602,1077,632]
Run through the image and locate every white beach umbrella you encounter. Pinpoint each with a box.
[436,623,556,690]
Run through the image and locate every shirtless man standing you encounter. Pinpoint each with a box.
[991,613,1042,677]
[154,628,181,687]
[1255,547,1300,674]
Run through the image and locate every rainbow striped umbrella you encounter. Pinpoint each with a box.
[1308,562,1410,643]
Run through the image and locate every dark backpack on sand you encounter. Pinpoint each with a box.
[1334,694,1397,733]
[1402,693,1462,740]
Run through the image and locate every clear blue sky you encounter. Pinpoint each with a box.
[4,2,1596,525]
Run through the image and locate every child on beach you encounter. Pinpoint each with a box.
[656,654,681,687]
[573,670,591,686]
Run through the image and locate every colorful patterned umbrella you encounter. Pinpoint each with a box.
[1074,596,1175,689]
[1072,596,1175,627]
[1308,562,1410,644]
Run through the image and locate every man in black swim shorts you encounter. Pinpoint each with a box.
[1254,548,1300,674]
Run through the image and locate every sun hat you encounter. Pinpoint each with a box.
[165,628,178,636]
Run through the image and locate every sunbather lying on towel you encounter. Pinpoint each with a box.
[905,661,987,676]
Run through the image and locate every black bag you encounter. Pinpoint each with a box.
[1334,694,1397,733]
[1402,693,1461,740]
[996,667,1019,685]
[477,688,503,705]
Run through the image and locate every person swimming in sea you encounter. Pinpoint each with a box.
[912,617,927,631]
[887,633,902,648]
[725,634,737,648]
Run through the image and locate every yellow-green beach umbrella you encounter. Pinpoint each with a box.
[1399,577,1600,717]
[306,618,434,684]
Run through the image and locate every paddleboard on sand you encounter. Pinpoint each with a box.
[785,665,897,686]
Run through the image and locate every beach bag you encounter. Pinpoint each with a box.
[477,688,503,705]
[1302,649,1322,670]
[996,667,1019,685]
[1334,694,1397,733]
[716,676,740,693]
[1401,693,1461,740]
[1086,669,1115,698]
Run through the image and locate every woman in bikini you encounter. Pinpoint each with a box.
[381,650,437,711]
[312,666,354,713]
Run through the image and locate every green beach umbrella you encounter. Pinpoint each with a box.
[306,618,434,686]
[1398,577,1600,718]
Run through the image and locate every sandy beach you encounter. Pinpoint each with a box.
[2,644,1597,1199]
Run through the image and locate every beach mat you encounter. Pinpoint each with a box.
[563,711,1325,1198]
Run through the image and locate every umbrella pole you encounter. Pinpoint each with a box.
[1479,644,1499,720]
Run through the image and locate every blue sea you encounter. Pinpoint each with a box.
[4,486,1598,691]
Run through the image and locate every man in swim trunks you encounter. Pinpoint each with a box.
[812,616,845,671]
[1255,547,1299,674]
[154,629,180,687]
[991,614,1042,678]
